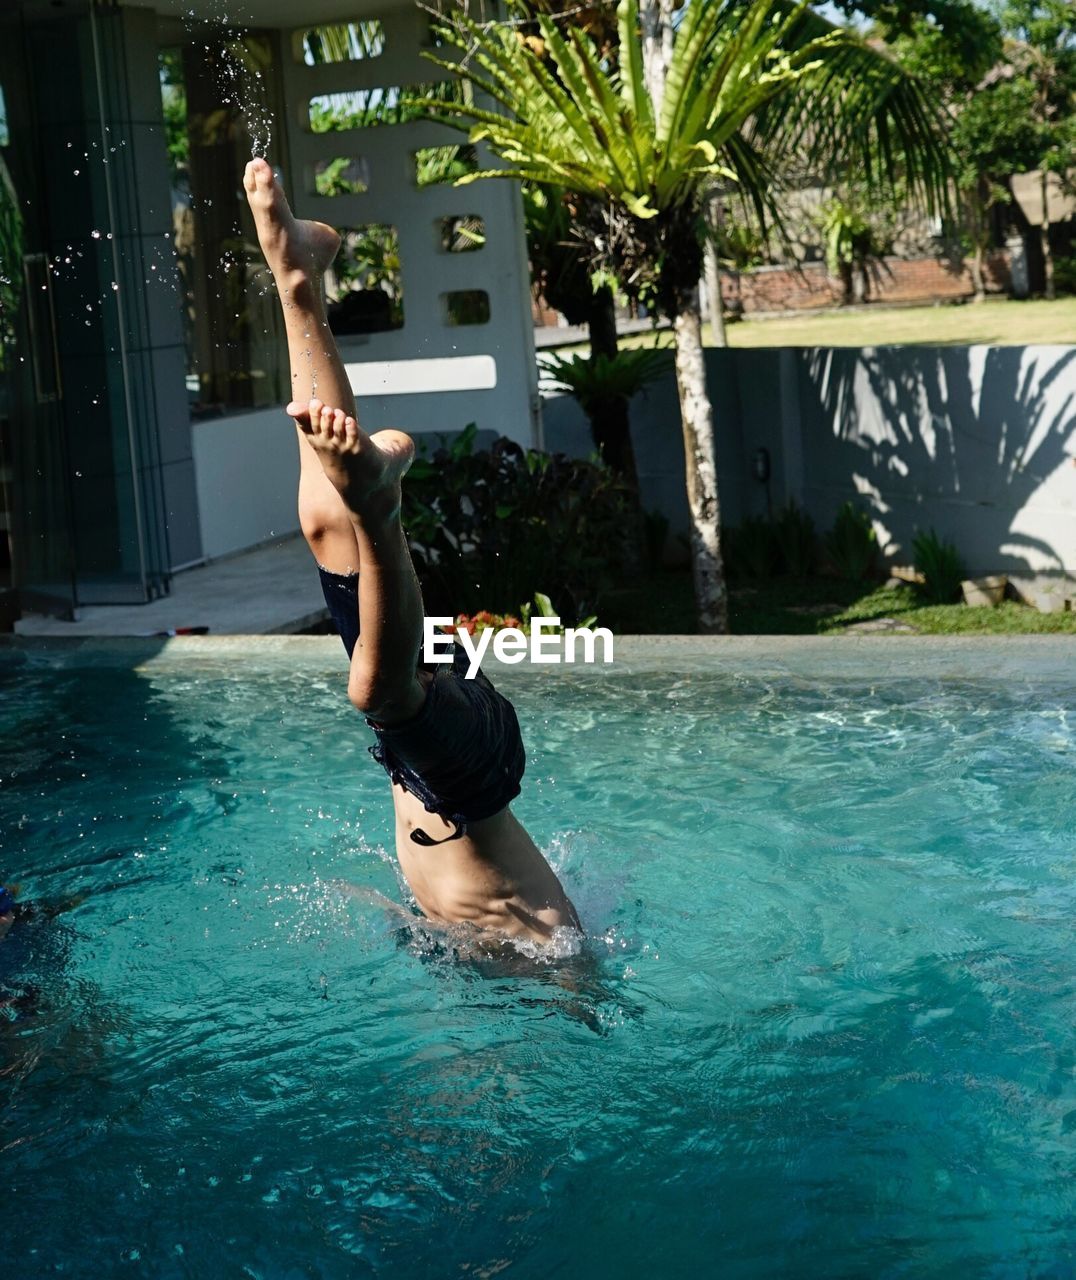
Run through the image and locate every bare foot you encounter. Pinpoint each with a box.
[243,158,340,290]
[286,399,414,520]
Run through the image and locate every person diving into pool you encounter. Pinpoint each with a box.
[242,157,579,948]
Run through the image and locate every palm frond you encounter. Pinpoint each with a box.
[409,0,954,300]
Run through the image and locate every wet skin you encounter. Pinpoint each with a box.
[242,158,580,946]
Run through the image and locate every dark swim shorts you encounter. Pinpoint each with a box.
[318,567,526,840]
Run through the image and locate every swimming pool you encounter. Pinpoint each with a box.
[2,637,1074,1278]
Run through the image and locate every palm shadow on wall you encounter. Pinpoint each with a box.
[798,346,1076,575]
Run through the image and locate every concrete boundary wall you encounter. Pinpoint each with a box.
[191,408,300,560]
[541,344,1076,576]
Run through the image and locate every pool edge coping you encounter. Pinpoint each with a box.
[2,633,1075,683]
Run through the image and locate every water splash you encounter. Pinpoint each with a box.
[182,0,274,160]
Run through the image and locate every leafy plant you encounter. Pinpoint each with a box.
[1054,254,1076,297]
[522,591,597,632]
[415,0,952,632]
[643,508,670,572]
[402,426,630,622]
[772,501,818,577]
[911,527,965,604]
[444,609,523,636]
[724,515,780,580]
[539,348,670,415]
[826,502,878,582]
[0,154,23,366]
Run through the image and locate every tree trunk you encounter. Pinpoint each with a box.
[968,183,986,303]
[703,192,727,347]
[590,396,640,491]
[639,0,675,112]
[586,283,618,361]
[1041,168,1055,301]
[838,260,853,305]
[584,283,641,489]
[673,297,728,633]
[641,0,727,632]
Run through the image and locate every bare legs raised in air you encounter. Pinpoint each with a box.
[244,158,579,945]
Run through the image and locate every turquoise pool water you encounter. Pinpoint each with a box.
[1,646,1074,1278]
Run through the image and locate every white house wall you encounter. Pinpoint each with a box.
[280,4,538,443]
[187,2,538,560]
[542,345,1076,579]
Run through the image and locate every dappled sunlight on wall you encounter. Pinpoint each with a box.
[799,346,1076,574]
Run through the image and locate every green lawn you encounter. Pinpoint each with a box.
[559,296,1076,356]
[722,296,1076,348]
[600,571,1076,635]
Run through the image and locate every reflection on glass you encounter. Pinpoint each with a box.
[443,290,490,326]
[301,20,385,64]
[327,225,404,335]
[313,156,370,197]
[440,214,485,253]
[159,38,288,419]
[415,144,478,189]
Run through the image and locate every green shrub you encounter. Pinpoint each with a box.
[723,515,780,579]
[402,425,630,621]
[912,528,965,604]
[1054,254,1076,297]
[826,502,878,581]
[772,501,818,577]
[643,508,670,571]
[538,348,670,413]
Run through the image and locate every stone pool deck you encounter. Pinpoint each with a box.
[2,633,1074,684]
[13,535,326,638]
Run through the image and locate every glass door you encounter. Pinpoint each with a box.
[0,1,77,618]
[1,0,174,613]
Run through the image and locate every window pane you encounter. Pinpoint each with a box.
[415,144,478,189]
[439,214,485,253]
[312,156,371,195]
[327,225,404,334]
[309,81,469,133]
[300,20,385,64]
[159,38,288,417]
[443,290,489,326]
[312,156,370,196]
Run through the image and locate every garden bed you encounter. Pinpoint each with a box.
[599,571,1076,636]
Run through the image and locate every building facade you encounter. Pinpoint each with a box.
[0,0,536,622]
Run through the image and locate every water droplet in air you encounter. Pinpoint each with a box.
[91,230,102,240]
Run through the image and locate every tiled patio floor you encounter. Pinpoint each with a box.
[14,535,328,638]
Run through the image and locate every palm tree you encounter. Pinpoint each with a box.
[416,0,951,632]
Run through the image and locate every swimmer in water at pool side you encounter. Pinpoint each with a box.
[243,158,579,948]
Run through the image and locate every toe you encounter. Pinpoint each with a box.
[308,398,323,425]
[343,416,358,443]
[243,162,257,193]
[332,408,347,440]
[285,400,306,419]
[320,403,335,434]
[251,157,272,187]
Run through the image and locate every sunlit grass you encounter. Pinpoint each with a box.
[548,297,1076,358]
[601,572,1076,635]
